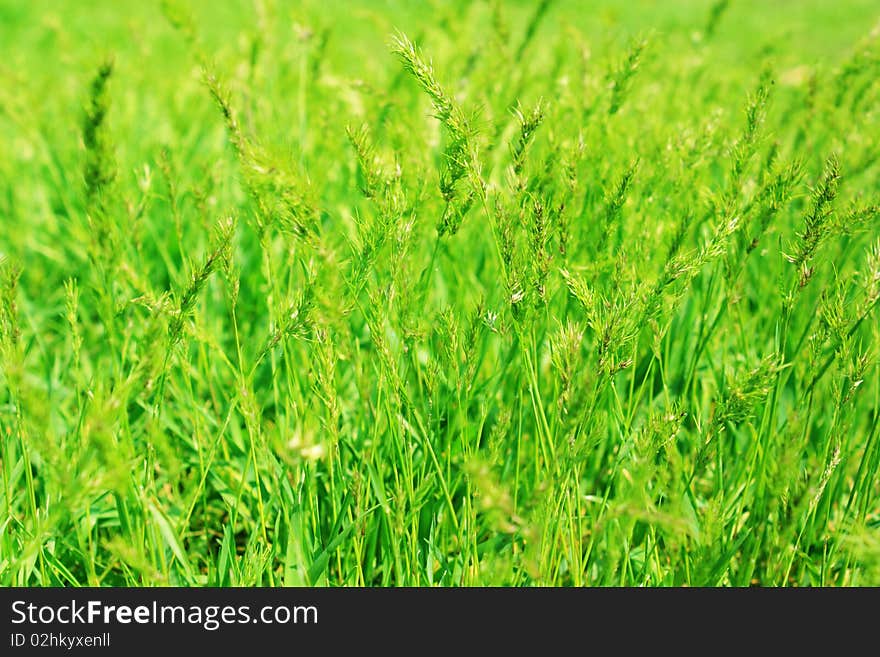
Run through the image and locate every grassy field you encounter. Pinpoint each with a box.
[1,0,879,586]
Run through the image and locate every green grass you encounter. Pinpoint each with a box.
[1,0,879,587]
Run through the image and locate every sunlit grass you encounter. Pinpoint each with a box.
[1,0,878,586]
